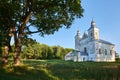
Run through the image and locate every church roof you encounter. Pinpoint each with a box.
[98,39,114,45]
[82,32,88,39]
[75,50,88,56]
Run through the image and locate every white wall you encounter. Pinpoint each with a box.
[95,42,115,62]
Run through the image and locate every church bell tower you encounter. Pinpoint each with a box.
[88,20,99,40]
[74,30,81,62]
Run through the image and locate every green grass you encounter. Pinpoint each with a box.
[0,60,120,80]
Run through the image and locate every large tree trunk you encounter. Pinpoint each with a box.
[13,23,26,65]
[2,46,9,66]
[13,0,33,65]
[14,40,22,65]
[2,29,12,66]
[1,13,16,66]
[13,12,32,65]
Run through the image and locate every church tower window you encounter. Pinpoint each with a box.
[91,33,93,37]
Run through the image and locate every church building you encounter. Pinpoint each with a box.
[65,20,115,62]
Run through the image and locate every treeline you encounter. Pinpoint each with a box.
[22,42,73,59]
[0,41,73,60]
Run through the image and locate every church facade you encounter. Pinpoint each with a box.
[65,20,115,62]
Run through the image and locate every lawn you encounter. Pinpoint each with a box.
[0,60,120,80]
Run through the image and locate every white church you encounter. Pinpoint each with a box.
[65,20,115,62]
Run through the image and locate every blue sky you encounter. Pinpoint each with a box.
[30,0,120,54]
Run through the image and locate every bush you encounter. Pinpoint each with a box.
[115,58,120,62]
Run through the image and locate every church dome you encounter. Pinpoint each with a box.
[75,30,82,40]
[88,20,98,31]
[91,20,97,28]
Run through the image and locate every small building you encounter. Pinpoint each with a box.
[65,20,115,62]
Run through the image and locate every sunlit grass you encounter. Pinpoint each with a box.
[0,60,120,80]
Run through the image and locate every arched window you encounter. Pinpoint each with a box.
[105,49,107,55]
[110,50,112,55]
[99,49,101,54]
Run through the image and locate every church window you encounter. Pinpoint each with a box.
[91,33,93,37]
[105,49,107,55]
[84,47,87,53]
[99,49,101,54]
[110,50,112,55]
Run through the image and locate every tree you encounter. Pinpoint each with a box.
[22,44,35,59]
[47,47,54,59]
[41,44,49,59]
[55,45,62,59]
[0,1,15,65]
[32,42,42,59]
[0,0,83,65]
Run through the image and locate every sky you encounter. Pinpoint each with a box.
[30,0,120,54]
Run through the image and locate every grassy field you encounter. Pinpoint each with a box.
[0,60,120,80]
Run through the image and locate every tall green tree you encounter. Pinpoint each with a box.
[41,44,49,59]
[32,42,42,59]
[47,47,54,59]
[0,1,16,65]
[0,0,83,65]
[22,44,34,59]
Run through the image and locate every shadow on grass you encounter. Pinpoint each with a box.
[0,60,120,80]
[0,65,59,80]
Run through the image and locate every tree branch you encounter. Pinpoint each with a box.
[25,30,42,35]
